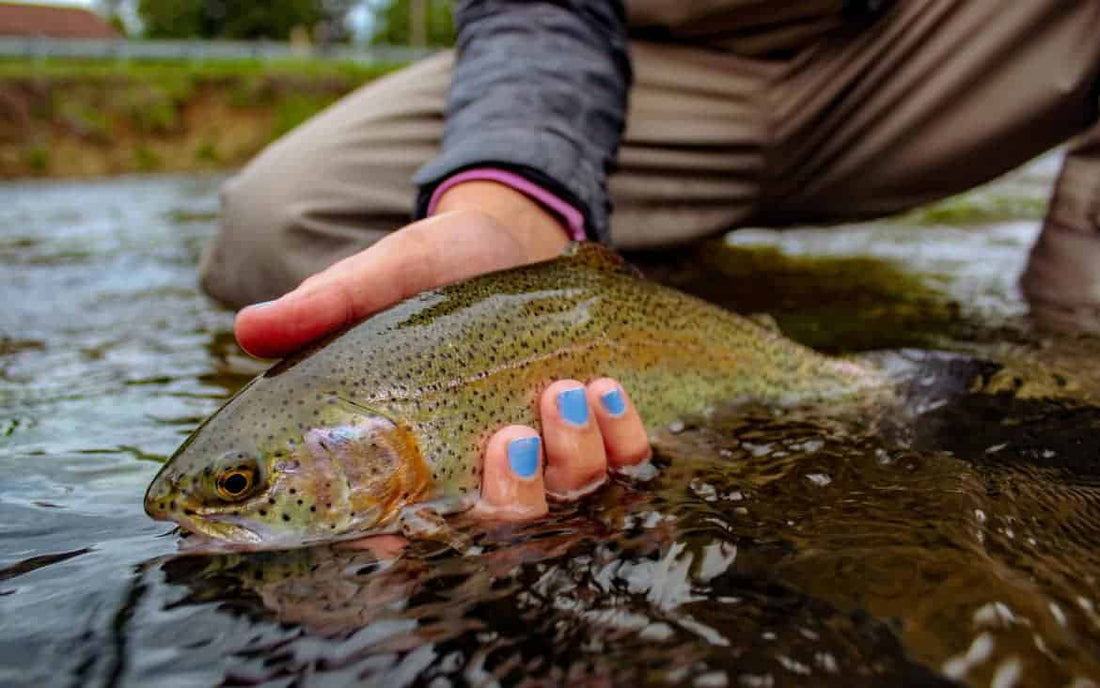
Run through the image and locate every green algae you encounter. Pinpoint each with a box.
[898,193,1048,226]
[0,58,401,178]
[632,241,963,353]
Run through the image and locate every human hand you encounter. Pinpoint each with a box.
[342,376,652,556]
[235,180,571,359]
[472,377,652,520]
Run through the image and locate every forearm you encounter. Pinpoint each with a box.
[413,0,632,243]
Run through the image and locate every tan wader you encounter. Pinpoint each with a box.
[201,0,1100,311]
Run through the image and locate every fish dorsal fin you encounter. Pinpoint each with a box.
[559,242,643,278]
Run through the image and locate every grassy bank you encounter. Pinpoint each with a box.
[0,58,402,178]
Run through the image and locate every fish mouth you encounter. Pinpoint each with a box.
[159,509,267,548]
[143,489,260,543]
[177,530,266,554]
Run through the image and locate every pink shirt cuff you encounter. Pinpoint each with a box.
[426,168,587,242]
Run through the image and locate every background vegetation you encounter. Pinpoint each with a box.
[97,0,456,46]
[1,0,458,178]
[369,0,454,47]
[135,0,358,41]
[0,59,400,178]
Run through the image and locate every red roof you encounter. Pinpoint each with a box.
[0,2,119,39]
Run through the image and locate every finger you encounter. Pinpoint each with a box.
[234,230,420,358]
[541,380,609,498]
[472,425,548,520]
[586,378,652,468]
[234,212,527,359]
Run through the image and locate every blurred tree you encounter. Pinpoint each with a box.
[96,0,130,35]
[137,0,359,41]
[137,0,204,38]
[214,0,321,40]
[368,0,453,47]
[96,0,122,20]
[315,0,361,44]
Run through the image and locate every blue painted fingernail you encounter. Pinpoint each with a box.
[507,436,540,478]
[557,387,589,426]
[601,388,626,417]
[248,300,275,309]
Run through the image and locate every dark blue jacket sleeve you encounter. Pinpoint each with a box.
[412,0,632,243]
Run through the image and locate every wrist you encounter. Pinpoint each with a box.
[432,180,573,261]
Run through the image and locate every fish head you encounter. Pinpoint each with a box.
[144,383,430,550]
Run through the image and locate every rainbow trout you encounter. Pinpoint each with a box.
[145,244,875,549]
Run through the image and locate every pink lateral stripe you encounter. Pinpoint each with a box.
[426,168,586,241]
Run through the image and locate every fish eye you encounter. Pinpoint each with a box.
[215,464,258,502]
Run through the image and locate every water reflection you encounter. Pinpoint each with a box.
[91,380,1099,687]
[141,480,951,686]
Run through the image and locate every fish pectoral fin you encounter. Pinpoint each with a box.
[397,504,471,553]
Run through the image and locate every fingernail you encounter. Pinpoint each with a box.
[247,300,276,310]
[600,388,626,417]
[556,387,589,426]
[507,436,540,479]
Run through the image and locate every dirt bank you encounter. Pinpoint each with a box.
[0,59,399,178]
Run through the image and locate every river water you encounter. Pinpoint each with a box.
[2,165,1100,687]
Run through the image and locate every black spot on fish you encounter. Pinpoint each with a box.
[282,514,290,522]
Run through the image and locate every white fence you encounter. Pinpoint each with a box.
[0,37,439,64]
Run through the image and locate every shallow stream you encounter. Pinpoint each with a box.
[2,161,1100,687]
